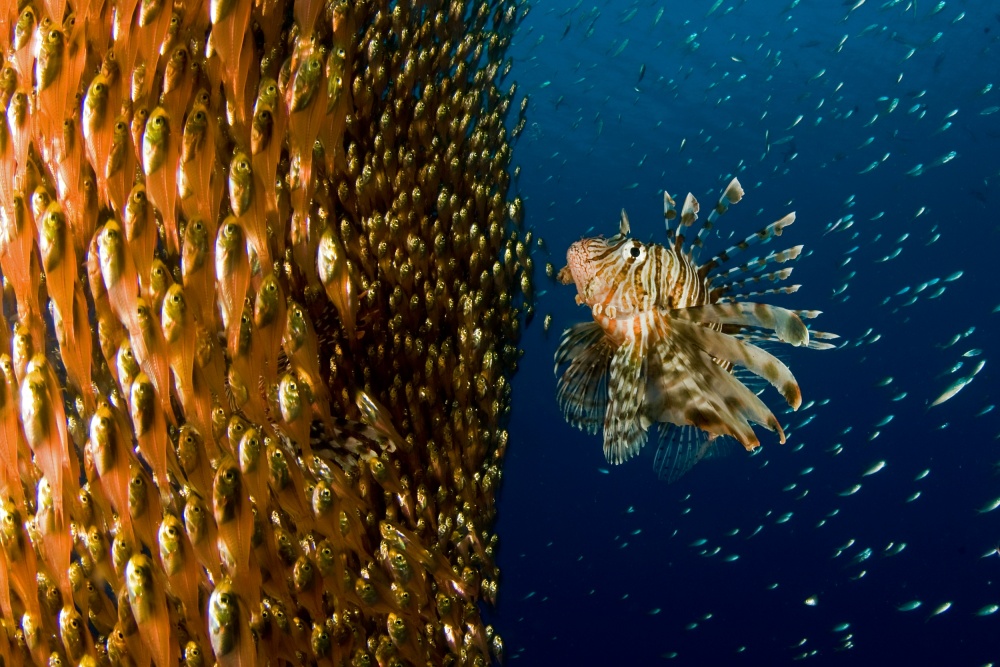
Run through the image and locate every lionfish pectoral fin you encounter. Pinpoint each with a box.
[603,336,648,464]
[670,318,802,410]
[669,302,809,348]
[555,322,614,435]
[645,323,782,450]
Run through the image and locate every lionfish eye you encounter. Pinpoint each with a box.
[622,242,645,262]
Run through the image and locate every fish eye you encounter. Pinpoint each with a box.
[622,243,645,262]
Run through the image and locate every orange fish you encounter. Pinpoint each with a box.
[88,403,137,543]
[161,283,196,398]
[129,371,174,489]
[126,553,178,667]
[98,218,141,336]
[123,184,156,295]
[142,106,181,254]
[214,217,250,343]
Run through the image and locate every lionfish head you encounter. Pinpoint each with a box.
[557,210,649,310]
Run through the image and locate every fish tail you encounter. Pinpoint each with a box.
[653,424,725,483]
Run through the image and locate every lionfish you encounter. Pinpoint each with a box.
[555,178,836,482]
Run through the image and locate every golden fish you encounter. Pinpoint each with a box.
[36,28,65,91]
[214,217,249,332]
[317,225,359,339]
[289,53,323,113]
[142,107,170,176]
[106,115,129,180]
[250,105,273,155]
[82,74,110,144]
[208,579,238,659]
[181,102,208,163]
[228,152,252,217]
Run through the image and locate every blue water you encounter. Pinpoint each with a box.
[492,1,1000,664]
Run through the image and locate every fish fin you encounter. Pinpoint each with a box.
[554,322,614,435]
[644,320,781,449]
[663,190,677,244]
[653,425,741,482]
[670,317,802,410]
[699,212,796,277]
[738,329,839,351]
[711,264,797,300]
[669,301,810,347]
[691,177,744,261]
[603,335,648,464]
[709,244,803,289]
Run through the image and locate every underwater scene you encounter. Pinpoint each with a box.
[496,0,1000,665]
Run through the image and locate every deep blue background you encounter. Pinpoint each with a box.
[491,1,1000,664]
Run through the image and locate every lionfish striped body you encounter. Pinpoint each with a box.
[556,178,835,480]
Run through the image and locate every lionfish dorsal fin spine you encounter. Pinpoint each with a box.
[692,177,745,262]
[664,191,677,243]
[619,209,630,237]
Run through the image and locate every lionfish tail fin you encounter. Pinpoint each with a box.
[603,337,648,463]
[653,424,713,483]
[654,426,742,483]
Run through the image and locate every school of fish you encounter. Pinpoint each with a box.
[500,0,998,662]
[0,0,531,664]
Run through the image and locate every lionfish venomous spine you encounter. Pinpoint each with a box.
[556,178,836,481]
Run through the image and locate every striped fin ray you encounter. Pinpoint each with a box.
[710,245,803,284]
[653,425,741,483]
[690,177,745,262]
[653,425,713,483]
[644,330,783,449]
[669,318,802,410]
[712,267,797,300]
[663,191,678,246]
[673,193,699,253]
[699,212,796,278]
[555,322,614,435]
[604,335,648,464]
[717,285,801,302]
[738,330,839,351]
[668,302,809,347]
